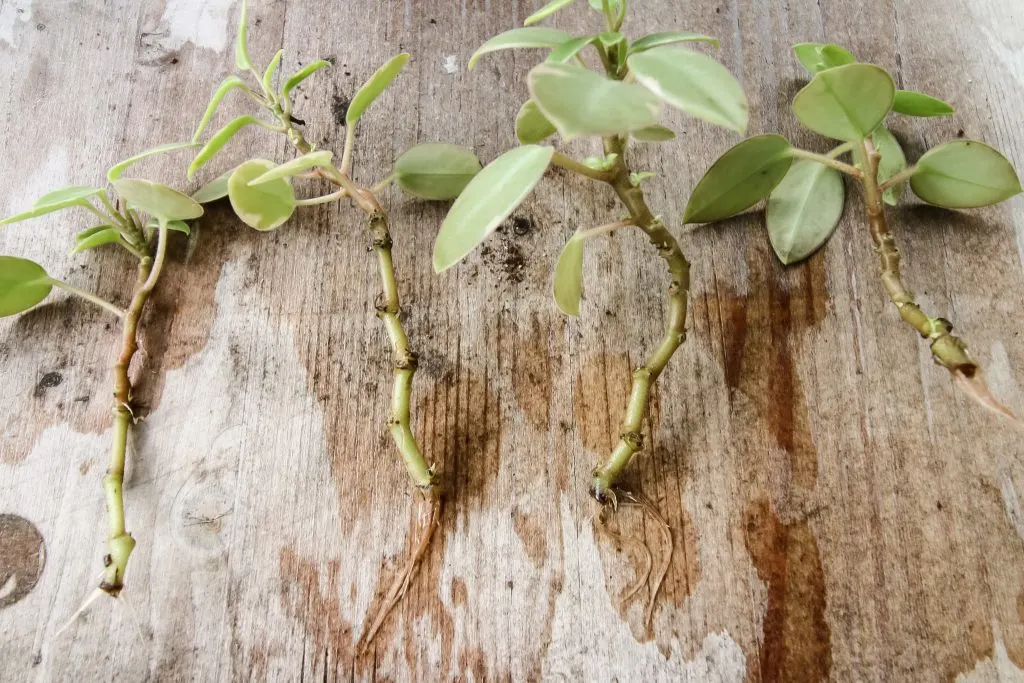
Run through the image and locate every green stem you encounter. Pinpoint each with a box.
[791,148,863,177]
[340,126,356,176]
[49,279,126,318]
[860,140,977,375]
[551,152,615,182]
[590,135,690,503]
[828,142,854,158]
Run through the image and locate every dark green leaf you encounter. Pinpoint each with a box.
[469,27,573,69]
[766,160,845,264]
[892,89,955,117]
[910,140,1022,208]
[395,143,482,200]
[0,256,52,318]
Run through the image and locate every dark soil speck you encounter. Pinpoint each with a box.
[34,372,63,398]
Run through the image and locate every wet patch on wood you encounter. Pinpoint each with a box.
[0,514,46,609]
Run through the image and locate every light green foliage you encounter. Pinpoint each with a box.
[629,32,719,54]
[892,90,955,117]
[468,27,572,69]
[189,115,264,178]
[227,159,296,231]
[627,46,748,133]
[235,0,253,70]
[528,62,661,139]
[792,64,895,141]
[434,145,553,272]
[792,43,856,74]
[684,134,793,223]
[524,0,576,26]
[192,77,249,143]
[192,167,235,203]
[546,35,598,63]
[145,217,191,235]
[394,144,482,200]
[248,151,334,185]
[587,0,621,12]
[630,171,656,186]
[552,233,586,316]
[346,53,410,126]
[910,140,1022,208]
[872,126,907,205]
[107,142,197,182]
[515,100,558,144]
[282,60,331,108]
[71,226,122,255]
[632,125,676,142]
[262,49,284,93]
[0,256,53,318]
[766,160,845,264]
[0,186,103,225]
[113,179,204,222]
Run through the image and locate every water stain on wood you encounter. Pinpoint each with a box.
[0,514,46,609]
[278,548,355,672]
[743,497,831,683]
[572,351,634,456]
[510,313,554,431]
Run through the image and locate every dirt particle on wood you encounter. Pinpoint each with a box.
[33,371,63,398]
[332,93,350,127]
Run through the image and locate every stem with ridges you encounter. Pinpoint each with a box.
[860,139,977,375]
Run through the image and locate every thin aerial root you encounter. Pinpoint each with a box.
[593,509,652,607]
[116,591,149,643]
[359,497,442,653]
[56,587,108,636]
[632,493,672,628]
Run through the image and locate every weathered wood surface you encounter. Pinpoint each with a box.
[1,0,1023,680]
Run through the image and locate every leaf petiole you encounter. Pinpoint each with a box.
[878,164,919,192]
[827,142,853,158]
[579,218,635,239]
[49,278,126,318]
[371,173,397,195]
[551,151,615,182]
[791,148,863,178]
[340,125,356,175]
[295,189,349,206]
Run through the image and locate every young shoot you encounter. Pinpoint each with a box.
[186,1,482,647]
[687,43,1023,420]
[434,0,748,619]
[0,143,203,601]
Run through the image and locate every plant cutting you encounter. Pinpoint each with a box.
[0,143,203,607]
[435,0,748,617]
[186,1,481,647]
[687,43,1022,418]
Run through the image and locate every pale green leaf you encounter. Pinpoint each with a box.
[910,140,1022,208]
[113,179,204,221]
[235,0,252,70]
[627,46,748,134]
[553,233,585,316]
[792,63,895,141]
[248,151,334,185]
[347,53,410,126]
[107,142,197,182]
[892,89,955,117]
[191,76,248,143]
[873,126,907,205]
[144,217,191,235]
[683,134,793,223]
[545,35,598,64]
[524,0,576,26]
[191,167,236,203]
[262,49,284,94]
[468,27,572,69]
[630,171,656,186]
[434,145,554,272]
[189,115,263,178]
[1,186,103,225]
[228,159,297,231]
[630,32,719,54]
[528,62,661,139]
[282,60,331,104]
[632,125,676,142]
[767,160,845,264]
[76,225,114,242]
[0,256,52,318]
[792,43,856,73]
[515,100,558,144]
[395,143,482,200]
[70,226,121,255]
[587,0,621,12]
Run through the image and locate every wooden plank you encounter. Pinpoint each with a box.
[0,0,1022,680]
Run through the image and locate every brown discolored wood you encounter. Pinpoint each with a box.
[0,0,1023,681]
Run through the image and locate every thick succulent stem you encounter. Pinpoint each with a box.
[101,222,168,595]
[860,140,978,376]
[590,136,691,503]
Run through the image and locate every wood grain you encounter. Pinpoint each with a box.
[1,0,1022,680]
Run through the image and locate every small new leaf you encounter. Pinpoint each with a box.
[248,151,335,185]
[434,145,554,272]
[515,100,558,144]
[545,35,598,64]
[107,142,198,182]
[189,115,264,178]
[792,63,895,141]
[629,32,719,54]
[524,0,576,26]
[282,60,331,107]
[468,27,572,69]
[892,90,955,117]
[684,134,793,223]
[192,76,249,143]
[873,126,907,205]
[766,160,845,265]
[910,140,1022,209]
[235,0,252,70]
[228,159,297,231]
[70,226,121,255]
[792,43,856,74]
[0,186,104,226]
[553,233,586,317]
[395,143,482,200]
[262,49,284,94]
[347,53,410,126]
[0,256,53,318]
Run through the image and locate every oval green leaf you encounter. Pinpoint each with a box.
[632,124,676,142]
[766,160,845,265]
[528,62,661,139]
[228,159,297,231]
[191,167,236,203]
[792,43,856,74]
[553,233,585,316]
[468,27,572,69]
[627,46,748,134]
[892,89,955,117]
[792,64,895,141]
[545,35,598,64]
[873,126,907,205]
[71,226,122,255]
[282,60,331,105]
[113,179,204,221]
[191,76,247,143]
[630,32,719,54]
[683,134,793,224]
[1,186,104,226]
[248,151,334,186]
[910,140,1023,209]
[395,143,482,201]
[189,115,263,179]
[434,145,554,272]
[0,256,52,318]
[107,142,197,182]
[515,100,558,144]
[347,53,410,126]
[524,0,576,26]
